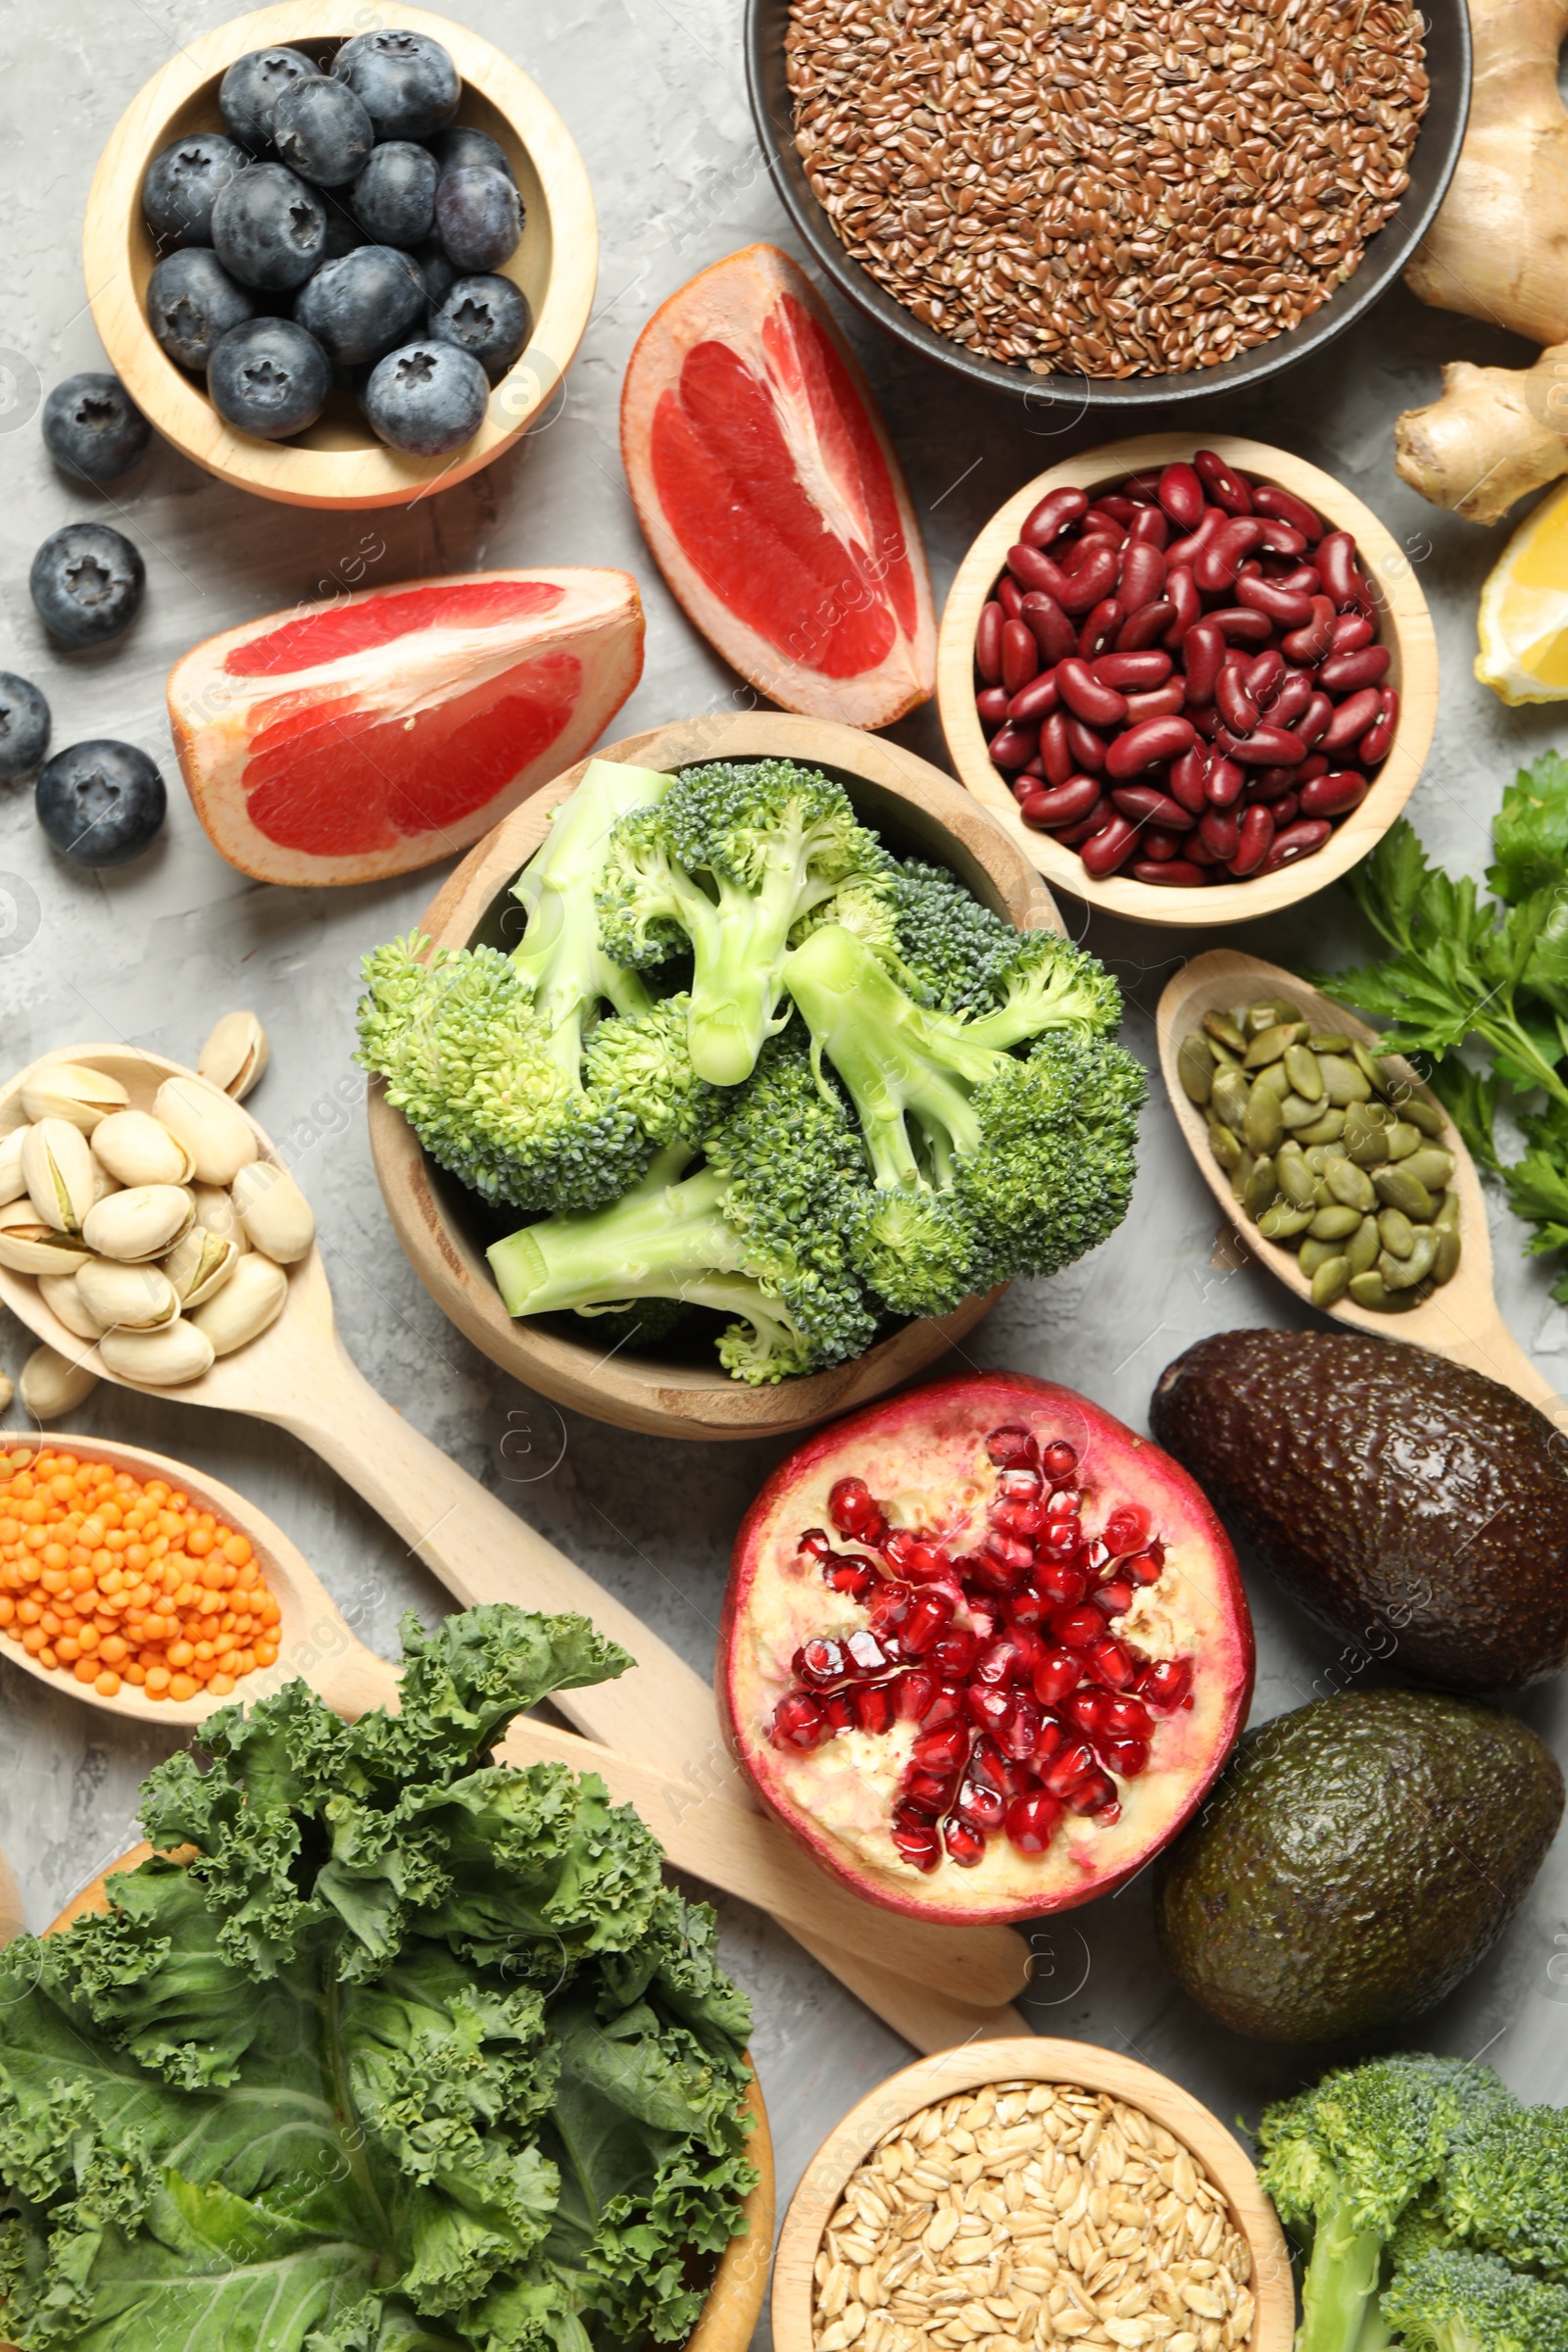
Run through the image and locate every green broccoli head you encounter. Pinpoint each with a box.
[956,1033,1145,1291]
[885,858,1029,1015]
[582,995,714,1150]
[964,928,1125,1051]
[1381,2246,1568,2352]
[1439,2101,1568,2282]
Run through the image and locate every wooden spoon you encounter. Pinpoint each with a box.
[0,1048,1028,2050]
[0,1843,20,1947]
[1156,950,1561,1418]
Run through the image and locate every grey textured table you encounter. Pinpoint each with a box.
[1,2,1566,2337]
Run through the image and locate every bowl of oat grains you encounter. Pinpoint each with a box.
[746,0,1469,404]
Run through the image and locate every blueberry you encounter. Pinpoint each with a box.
[429,124,514,182]
[318,192,368,263]
[212,162,326,289]
[142,131,248,247]
[429,274,530,380]
[332,29,459,139]
[363,339,488,455]
[352,140,437,245]
[0,675,51,783]
[36,741,166,867]
[29,525,145,649]
[296,245,425,367]
[209,318,331,439]
[413,238,457,308]
[41,373,152,483]
[435,167,523,272]
[271,74,374,186]
[147,250,256,370]
[219,47,317,152]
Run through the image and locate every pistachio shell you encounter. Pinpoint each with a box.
[22,1119,97,1234]
[228,1162,315,1264]
[191,1182,250,1253]
[19,1343,99,1419]
[90,1160,121,1204]
[98,1319,215,1388]
[198,1010,269,1102]
[76,1257,180,1332]
[81,1185,195,1264]
[191,1251,287,1355]
[152,1077,259,1187]
[0,1127,29,1205]
[91,1108,195,1189]
[38,1272,107,1343]
[162,1225,239,1308]
[19,1062,128,1134]
[0,1200,92,1276]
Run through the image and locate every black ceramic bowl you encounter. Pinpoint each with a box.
[745,0,1470,410]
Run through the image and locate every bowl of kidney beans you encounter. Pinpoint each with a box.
[936,436,1439,923]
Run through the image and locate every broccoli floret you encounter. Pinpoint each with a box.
[1438,2101,1568,2282]
[485,1036,879,1384]
[886,858,1029,1014]
[594,759,891,1087]
[781,921,1144,1316]
[964,928,1126,1050]
[1381,2246,1568,2351]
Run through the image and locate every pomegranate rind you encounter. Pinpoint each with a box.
[720,1371,1254,1925]
[167,568,645,887]
[620,244,937,729]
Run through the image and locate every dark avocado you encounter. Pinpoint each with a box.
[1149,1328,1568,1691]
[1153,1687,1563,2042]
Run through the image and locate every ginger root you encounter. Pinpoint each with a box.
[1395,344,1568,522]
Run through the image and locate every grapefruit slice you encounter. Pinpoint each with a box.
[167,569,645,886]
[620,245,936,728]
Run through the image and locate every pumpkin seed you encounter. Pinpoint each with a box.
[1311,1175,1335,1206]
[1242,1156,1277,1218]
[1209,1040,1246,1070]
[1210,1067,1250,1132]
[1258,1200,1314,1241]
[1374,1163,1436,1219]
[1378,1206,1416,1258]
[1402,1147,1455,1192]
[1384,1120,1421,1159]
[1400,1095,1446,1137]
[1436,1189,1461,1231]
[1230,1144,1255,1202]
[1207,1120,1243,1172]
[1318,1054,1372,1106]
[1298,1237,1341,1277]
[1311,1255,1350,1308]
[1434,1228,1461,1282]
[1276,1147,1317,1208]
[1309,1204,1362,1241]
[1204,1009,1248,1055]
[1344,1104,1391,1167]
[1178,1036,1215,1104]
[1279,1092,1322,1130]
[1245,1002,1286,1037]
[1305,1145,1337,1175]
[1346,1215,1382,1275]
[1298,1108,1348,1143]
[1252,1058,1294,1100]
[1349,1270,1393,1309]
[1283,1044,1323,1101]
[1325,1156,1376,1212]
[1352,1042,1395,1097]
[1381,1231,1439,1290]
[1245,1021,1307,1068]
[1308,1031,1352,1053]
[1244,1086,1284,1153]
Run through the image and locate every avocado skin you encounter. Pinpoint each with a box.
[1153,1688,1563,2042]
[1150,1328,1568,1691]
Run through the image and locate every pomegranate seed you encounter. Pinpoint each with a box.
[798,1527,835,1560]
[893,1668,938,1721]
[892,1817,942,1872]
[1032,1647,1083,1705]
[796,1637,847,1687]
[1042,1740,1098,1795]
[1089,1635,1138,1690]
[899,1591,956,1654]
[986,1424,1039,1468]
[1100,1694,1153,1740]
[1039,1511,1083,1554]
[824,1558,879,1600]
[943,1816,987,1866]
[997,1466,1044,1501]
[844,1628,895,1677]
[1123,1550,1163,1588]
[1042,1440,1078,1481]
[924,1681,965,1728]
[1007,1586,1048,1629]
[992,1496,1049,1540]
[974,1635,1025,1687]
[902,1541,953,1582]
[999,1691,1044,1761]
[855,1684,895,1735]
[912,1722,969,1774]
[1066,1768,1120,1817]
[822,1692,856,1733]
[904,1768,960,1815]
[1036,1558,1090,1606]
[966,1600,1000,1641]
[955,1775,1006,1831]
[770,1691,828,1749]
[1064,1688,1107,1737]
[969,1734,1020,1791]
[1098,1734,1151,1777]
[967,1683,1014,1737]
[1004,1790,1063,1853]
[1010,1628,1047,1677]
[866,1582,913,1633]
[929,1628,979,1677]
[828,1476,879,1536]
[1102,1504,1150,1554]
[981,1531,1034,1581]
[1094,1573,1137,1618]
[1140,1656,1194,1712]
[1053,1605,1106,1650]
[880,1529,920,1573]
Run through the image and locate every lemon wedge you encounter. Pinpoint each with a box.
[1477,478,1568,704]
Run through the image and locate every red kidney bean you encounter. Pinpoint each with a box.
[1262,818,1333,872]
[1064,529,1125,573]
[1134,858,1208,886]
[1080,815,1139,876]
[1236,573,1314,628]
[1057,798,1111,846]
[1273,792,1300,825]
[1011,766,1044,796]
[1205,757,1245,808]
[1002,617,1039,693]
[1298,691,1334,749]
[1254,518,1308,559]
[1230,806,1276,875]
[1128,506,1169,548]
[1157,462,1204,529]
[1207,607,1274,645]
[976,602,1005,684]
[1065,714,1108,771]
[1039,711,1075,786]
[1182,619,1225,705]
[1122,683,1188,724]
[1077,598,1123,660]
[1020,591,1077,664]
[1055,544,1119,612]
[1123,472,1163,500]
[1252,483,1324,542]
[1085,502,1134,535]
[1270,669,1314,729]
[1282,595,1336,662]
[1024,774,1102,827]
[1299,769,1369,818]
[1319,688,1382,754]
[1233,725,1307,766]
[1328,612,1375,654]
[1169,747,1208,813]
[1007,669,1060,724]
[1118,539,1167,611]
[1140,830,1184,861]
[1105,714,1198,777]
[999,576,1026,621]
[1195,517,1267,595]
[1193,705,1222,741]
[1094,651,1172,689]
[1199,806,1241,859]
[1245,764,1298,803]
[989,722,1039,769]
[1057,658,1128,727]
[977,686,1011,728]
[1117,600,1176,651]
[1111,786,1195,830]
[1246,649,1286,705]
[1021,486,1089,547]
[1317,531,1366,612]
[1007,543,1071,600]
[1298,753,1329,781]
[1317,644,1391,694]
[1163,565,1201,643]
[1215,666,1260,735]
[1166,508,1228,570]
[1186,831,1227,866]
[1194,448,1253,514]
[1269,562,1323,595]
[1358,688,1399,763]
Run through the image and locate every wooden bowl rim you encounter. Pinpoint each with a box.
[366,710,1061,1440]
[935,431,1439,928]
[45,1847,774,2352]
[770,2036,1295,2352]
[81,0,597,509]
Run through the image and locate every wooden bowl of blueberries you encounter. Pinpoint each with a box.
[81,2,597,507]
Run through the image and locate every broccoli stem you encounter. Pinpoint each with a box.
[1298,2199,1389,2352]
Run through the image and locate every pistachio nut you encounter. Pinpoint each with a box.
[228,1161,315,1264]
[198,1010,269,1102]
[98,1319,216,1388]
[191,1181,250,1252]
[0,1126,29,1205]
[90,1159,121,1205]
[0,1200,92,1276]
[20,1062,129,1134]
[76,1257,180,1333]
[19,1343,99,1420]
[191,1250,287,1355]
[152,1076,259,1187]
[163,1225,239,1308]
[22,1116,99,1237]
[0,1375,12,1414]
[91,1107,195,1190]
[38,1272,107,1343]
[81,1184,196,1265]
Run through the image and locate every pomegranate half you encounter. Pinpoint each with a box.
[720,1372,1253,1924]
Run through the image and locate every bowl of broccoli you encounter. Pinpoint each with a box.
[362,712,1147,1440]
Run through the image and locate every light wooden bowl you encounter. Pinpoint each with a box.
[936,433,1439,929]
[82,3,597,508]
[772,2039,1295,2352]
[49,1849,775,2352]
[366,711,1062,1441]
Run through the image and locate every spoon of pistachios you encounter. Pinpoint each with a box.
[1156,950,1561,1419]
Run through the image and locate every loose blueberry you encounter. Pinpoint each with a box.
[209,317,332,438]
[41,373,152,483]
[435,166,523,272]
[147,250,256,369]
[219,47,317,152]
[363,339,488,455]
[429,274,530,380]
[351,140,437,245]
[271,74,374,185]
[296,245,426,367]
[36,741,167,867]
[142,131,248,247]
[332,29,459,139]
[413,239,457,309]
[429,124,514,182]
[318,191,368,264]
[0,675,51,783]
[29,525,145,649]
[212,162,326,290]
